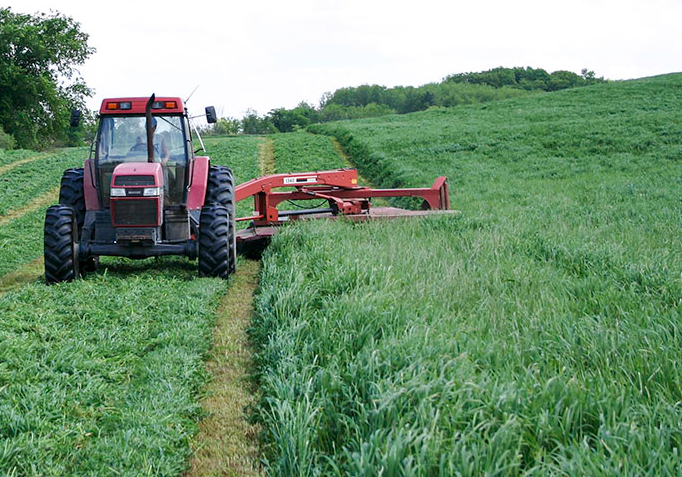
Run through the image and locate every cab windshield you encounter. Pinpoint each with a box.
[97,115,187,163]
[96,115,189,205]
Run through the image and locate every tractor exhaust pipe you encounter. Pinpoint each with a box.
[145,94,155,163]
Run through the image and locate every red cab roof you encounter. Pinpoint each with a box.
[99,97,185,115]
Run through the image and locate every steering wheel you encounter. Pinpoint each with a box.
[127,142,159,157]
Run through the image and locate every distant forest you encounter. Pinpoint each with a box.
[208,67,606,135]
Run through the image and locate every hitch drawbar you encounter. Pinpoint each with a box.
[234,168,456,247]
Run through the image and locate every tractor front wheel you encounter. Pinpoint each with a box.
[198,204,234,279]
[44,205,80,284]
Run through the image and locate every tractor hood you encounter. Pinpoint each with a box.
[111,162,163,188]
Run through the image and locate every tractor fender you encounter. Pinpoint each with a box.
[84,160,100,210]
[187,156,210,210]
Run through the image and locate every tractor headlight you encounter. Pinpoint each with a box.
[110,188,126,197]
[143,187,160,197]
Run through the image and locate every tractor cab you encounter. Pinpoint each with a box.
[94,97,192,207]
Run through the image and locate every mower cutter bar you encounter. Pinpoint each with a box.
[234,168,456,250]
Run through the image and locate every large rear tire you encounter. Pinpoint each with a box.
[58,167,98,273]
[198,204,233,279]
[59,168,85,233]
[205,165,234,206]
[44,205,80,284]
[205,166,237,273]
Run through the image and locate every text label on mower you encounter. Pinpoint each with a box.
[283,176,318,185]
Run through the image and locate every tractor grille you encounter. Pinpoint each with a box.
[112,199,158,226]
[114,175,156,186]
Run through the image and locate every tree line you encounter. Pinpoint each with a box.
[203,67,606,135]
[0,8,607,147]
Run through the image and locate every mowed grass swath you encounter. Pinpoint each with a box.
[0,148,84,277]
[0,136,265,475]
[0,259,229,475]
[254,74,682,474]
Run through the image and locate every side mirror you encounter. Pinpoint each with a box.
[205,106,217,124]
[70,109,82,128]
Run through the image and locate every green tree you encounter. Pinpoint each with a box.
[213,117,240,135]
[293,102,319,124]
[0,8,95,149]
[241,109,275,135]
[268,108,309,133]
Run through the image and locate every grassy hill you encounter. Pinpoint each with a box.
[1,74,680,475]
[253,74,682,475]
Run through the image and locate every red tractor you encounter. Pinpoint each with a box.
[46,93,453,283]
[44,94,236,283]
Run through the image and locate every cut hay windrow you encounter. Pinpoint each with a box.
[0,209,48,279]
[0,150,49,172]
[0,187,59,227]
[0,148,83,215]
[0,258,228,475]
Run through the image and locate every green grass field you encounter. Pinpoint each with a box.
[254,74,682,475]
[1,74,681,475]
[0,262,227,475]
[0,149,84,276]
[203,135,263,224]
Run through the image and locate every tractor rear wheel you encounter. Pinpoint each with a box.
[205,165,234,207]
[44,205,80,284]
[59,168,85,233]
[58,167,99,273]
[198,204,233,279]
[205,166,237,273]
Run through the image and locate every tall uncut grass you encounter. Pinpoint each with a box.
[254,74,682,475]
[273,132,346,173]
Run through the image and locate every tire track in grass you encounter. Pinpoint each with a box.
[187,259,263,477]
[0,152,48,175]
[0,186,59,227]
[0,187,63,295]
[187,138,272,476]
[0,257,43,299]
[258,137,276,175]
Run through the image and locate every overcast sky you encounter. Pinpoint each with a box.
[6,0,682,122]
